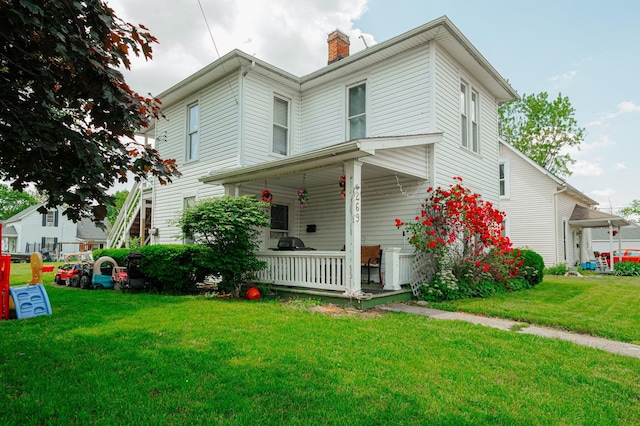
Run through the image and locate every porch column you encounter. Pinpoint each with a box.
[344,160,362,294]
[383,247,401,291]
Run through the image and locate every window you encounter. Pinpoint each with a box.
[499,161,508,197]
[186,103,199,161]
[269,204,289,247]
[460,81,479,153]
[272,97,289,155]
[42,210,58,227]
[348,83,366,140]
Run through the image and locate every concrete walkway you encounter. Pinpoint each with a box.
[379,303,640,359]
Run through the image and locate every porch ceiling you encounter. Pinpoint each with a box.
[199,133,441,189]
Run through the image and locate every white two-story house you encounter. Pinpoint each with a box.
[110,16,518,301]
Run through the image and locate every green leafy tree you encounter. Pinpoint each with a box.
[0,183,39,220]
[106,190,130,225]
[499,92,585,178]
[176,195,271,296]
[0,0,180,223]
[619,200,640,223]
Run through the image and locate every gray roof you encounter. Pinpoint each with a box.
[76,217,109,241]
[2,203,44,224]
[592,223,640,241]
[1,225,17,236]
[569,205,630,227]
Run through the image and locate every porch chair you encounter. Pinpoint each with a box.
[341,245,384,284]
[361,245,382,284]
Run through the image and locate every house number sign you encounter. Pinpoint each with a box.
[354,186,360,223]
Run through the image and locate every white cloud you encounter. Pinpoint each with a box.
[590,188,615,199]
[107,0,373,95]
[550,70,576,82]
[613,162,627,170]
[617,101,640,113]
[569,160,604,177]
[570,135,615,157]
[586,101,640,127]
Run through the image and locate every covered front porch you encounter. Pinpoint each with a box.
[199,134,441,304]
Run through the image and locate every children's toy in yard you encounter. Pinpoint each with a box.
[5,252,53,320]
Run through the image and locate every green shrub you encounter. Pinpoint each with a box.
[613,261,640,277]
[175,195,270,297]
[517,249,544,285]
[94,245,215,294]
[544,264,568,275]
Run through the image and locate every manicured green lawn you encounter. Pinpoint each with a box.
[432,274,640,344]
[1,265,639,425]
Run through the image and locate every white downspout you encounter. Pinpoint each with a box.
[553,186,568,265]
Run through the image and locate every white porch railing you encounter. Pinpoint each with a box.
[255,250,416,292]
[255,251,346,291]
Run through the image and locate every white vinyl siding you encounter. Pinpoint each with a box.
[433,44,499,203]
[348,82,366,140]
[272,97,289,155]
[153,77,239,244]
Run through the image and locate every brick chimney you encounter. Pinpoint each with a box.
[327,30,350,65]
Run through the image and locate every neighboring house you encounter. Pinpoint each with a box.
[111,16,518,298]
[591,223,640,253]
[498,139,629,268]
[1,203,108,257]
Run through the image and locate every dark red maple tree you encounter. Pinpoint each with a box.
[0,0,180,222]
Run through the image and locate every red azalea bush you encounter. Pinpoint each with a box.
[396,177,525,301]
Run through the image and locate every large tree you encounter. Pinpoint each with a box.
[0,0,180,222]
[0,183,39,220]
[499,92,585,178]
[106,189,129,225]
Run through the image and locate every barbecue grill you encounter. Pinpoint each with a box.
[271,237,315,251]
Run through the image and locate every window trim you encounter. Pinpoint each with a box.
[460,79,480,153]
[347,81,367,140]
[272,95,290,156]
[499,160,509,198]
[186,102,199,162]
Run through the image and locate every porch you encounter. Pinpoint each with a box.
[254,249,416,309]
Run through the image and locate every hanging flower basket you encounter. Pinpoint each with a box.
[298,188,310,209]
[339,175,346,199]
[261,189,273,204]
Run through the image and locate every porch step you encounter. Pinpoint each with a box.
[270,286,414,310]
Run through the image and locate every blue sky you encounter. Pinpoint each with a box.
[110,0,639,212]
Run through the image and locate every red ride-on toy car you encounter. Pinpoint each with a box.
[112,267,128,290]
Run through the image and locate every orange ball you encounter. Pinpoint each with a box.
[246,287,261,300]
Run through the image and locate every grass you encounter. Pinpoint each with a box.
[2,265,640,425]
[431,274,640,344]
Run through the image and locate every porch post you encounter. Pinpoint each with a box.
[344,160,362,293]
[383,247,401,290]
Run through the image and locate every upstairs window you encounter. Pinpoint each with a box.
[186,103,199,161]
[460,81,480,153]
[42,210,58,227]
[499,161,508,197]
[348,83,366,140]
[272,97,289,156]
